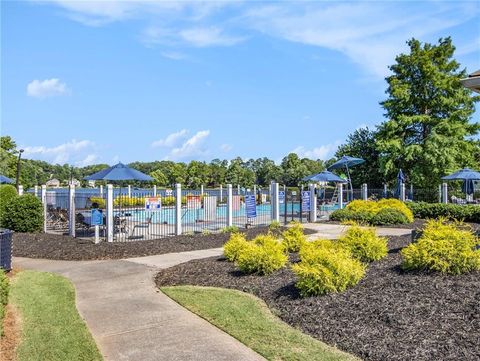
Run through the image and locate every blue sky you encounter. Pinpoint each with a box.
[1,0,479,166]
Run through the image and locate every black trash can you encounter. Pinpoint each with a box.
[0,229,13,272]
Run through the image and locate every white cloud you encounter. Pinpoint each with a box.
[291,141,341,160]
[161,51,187,60]
[244,2,478,78]
[220,143,232,152]
[141,26,244,48]
[22,139,95,164]
[76,154,99,167]
[167,130,210,160]
[179,27,244,47]
[27,78,69,98]
[151,129,188,147]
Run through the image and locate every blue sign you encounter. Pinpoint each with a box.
[91,209,103,226]
[302,191,311,211]
[279,191,285,204]
[245,194,257,218]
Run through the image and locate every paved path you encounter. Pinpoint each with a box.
[14,250,264,361]
[303,222,411,240]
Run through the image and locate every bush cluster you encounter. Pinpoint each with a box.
[401,219,480,275]
[223,233,288,275]
[407,202,480,223]
[0,185,17,227]
[223,232,248,262]
[236,235,288,275]
[292,239,365,297]
[338,225,388,263]
[330,199,413,225]
[0,271,9,336]
[281,221,306,252]
[268,220,282,236]
[2,194,44,232]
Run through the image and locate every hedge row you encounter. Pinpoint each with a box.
[407,202,480,223]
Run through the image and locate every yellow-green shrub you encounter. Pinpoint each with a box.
[340,199,414,225]
[292,240,365,296]
[89,196,106,208]
[224,233,249,262]
[281,221,306,252]
[236,235,288,275]
[401,219,480,275]
[338,225,388,263]
[268,220,282,236]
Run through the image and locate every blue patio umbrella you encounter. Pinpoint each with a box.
[441,168,480,181]
[328,156,365,201]
[84,162,153,181]
[396,169,405,198]
[0,174,14,184]
[303,170,348,183]
[442,168,480,197]
[462,179,475,196]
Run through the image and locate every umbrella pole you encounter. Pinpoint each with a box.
[345,164,353,201]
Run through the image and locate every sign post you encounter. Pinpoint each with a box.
[145,197,161,210]
[302,190,311,221]
[91,208,103,244]
[245,194,257,226]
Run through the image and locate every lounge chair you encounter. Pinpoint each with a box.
[129,216,152,239]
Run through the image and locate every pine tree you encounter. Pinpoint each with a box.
[376,37,480,188]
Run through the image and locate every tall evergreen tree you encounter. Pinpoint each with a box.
[376,37,479,188]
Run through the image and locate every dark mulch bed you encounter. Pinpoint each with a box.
[156,235,480,361]
[12,227,317,261]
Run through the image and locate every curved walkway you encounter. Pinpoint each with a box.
[14,249,265,361]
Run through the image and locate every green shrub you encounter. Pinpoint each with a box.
[401,219,480,275]
[236,234,288,275]
[407,202,480,223]
[268,220,282,236]
[292,240,365,296]
[281,221,306,252]
[330,208,373,224]
[224,233,249,262]
[0,184,17,227]
[2,194,44,232]
[221,225,239,233]
[0,271,9,336]
[372,208,409,225]
[338,225,388,263]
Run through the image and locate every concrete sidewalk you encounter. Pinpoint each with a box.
[14,251,264,361]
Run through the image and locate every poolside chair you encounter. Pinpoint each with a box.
[129,216,152,239]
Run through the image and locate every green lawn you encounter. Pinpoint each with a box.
[161,285,359,361]
[10,270,102,361]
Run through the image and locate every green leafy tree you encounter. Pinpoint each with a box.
[376,37,480,188]
[280,153,309,186]
[335,127,383,187]
[150,169,168,186]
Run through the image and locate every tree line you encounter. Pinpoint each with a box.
[1,37,478,190]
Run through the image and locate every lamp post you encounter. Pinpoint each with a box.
[16,149,24,191]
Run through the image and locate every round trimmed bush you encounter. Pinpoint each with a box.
[236,234,287,275]
[330,208,374,224]
[223,232,248,262]
[292,240,365,297]
[401,219,480,275]
[281,221,306,252]
[0,184,17,227]
[2,194,43,232]
[338,225,388,263]
[372,208,409,225]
